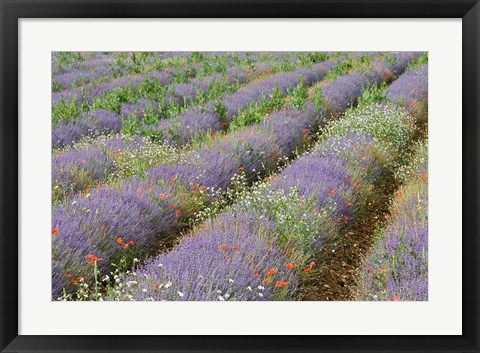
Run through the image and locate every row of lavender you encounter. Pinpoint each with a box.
[51,53,421,299]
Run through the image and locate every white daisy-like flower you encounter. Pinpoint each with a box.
[165,281,172,288]
[218,296,225,301]
[178,291,184,297]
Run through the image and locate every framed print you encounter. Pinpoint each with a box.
[1,0,479,352]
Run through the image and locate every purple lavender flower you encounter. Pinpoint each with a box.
[125,212,296,301]
[52,110,122,149]
[222,63,334,121]
[148,127,281,191]
[52,177,182,297]
[386,64,428,111]
[260,103,324,157]
[155,107,222,146]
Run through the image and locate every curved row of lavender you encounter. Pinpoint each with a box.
[51,53,420,298]
[118,103,415,301]
[356,141,428,301]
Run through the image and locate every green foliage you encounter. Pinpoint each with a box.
[52,52,84,69]
[287,81,309,109]
[231,86,285,128]
[52,98,83,126]
[405,52,428,72]
[352,82,388,111]
[297,52,329,65]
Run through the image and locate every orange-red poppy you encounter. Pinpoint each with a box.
[286,263,294,269]
[266,268,275,276]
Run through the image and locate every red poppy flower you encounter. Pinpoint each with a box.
[286,263,294,269]
[116,237,123,245]
[51,228,59,235]
[304,268,311,273]
[266,268,275,276]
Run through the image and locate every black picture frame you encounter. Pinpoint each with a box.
[1,1,479,352]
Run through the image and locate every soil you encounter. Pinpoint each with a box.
[296,171,398,301]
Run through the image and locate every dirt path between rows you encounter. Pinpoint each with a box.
[297,124,428,301]
[296,171,398,301]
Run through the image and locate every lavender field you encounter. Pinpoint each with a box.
[51,51,428,301]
